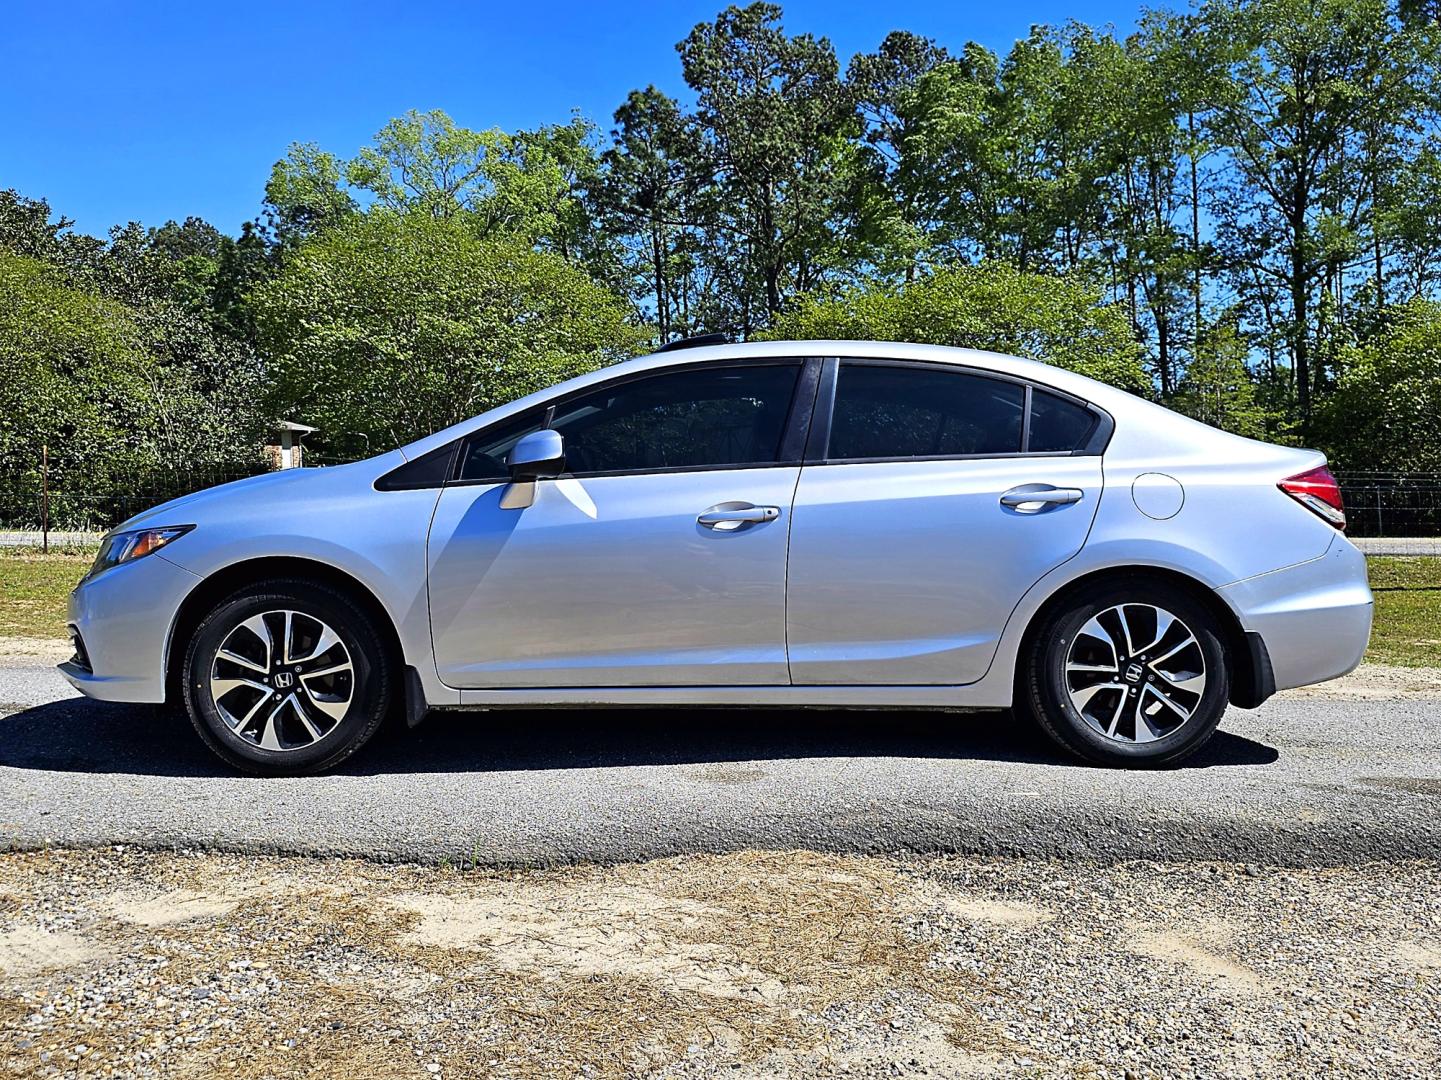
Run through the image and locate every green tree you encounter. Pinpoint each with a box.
[594,87,712,340]
[251,211,650,450]
[0,250,260,504]
[1169,322,1272,438]
[1203,0,1437,421]
[1093,16,1222,397]
[1316,298,1441,471]
[0,251,149,483]
[884,27,1116,275]
[0,190,102,269]
[678,2,859,332]
[766,262,1148,391]
[845,30,951,279]
[267,111,613,273]
[263,143,356,246]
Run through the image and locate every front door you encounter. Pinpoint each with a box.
[786,360,1105,685]
[427,360,809,688]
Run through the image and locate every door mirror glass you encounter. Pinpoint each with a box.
[508,429,565,481]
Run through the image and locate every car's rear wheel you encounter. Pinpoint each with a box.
[182,579,393,775]
[1022,580,1229,767]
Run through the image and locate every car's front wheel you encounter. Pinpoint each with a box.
[1021,580,1230,767]
[182,579,393,775]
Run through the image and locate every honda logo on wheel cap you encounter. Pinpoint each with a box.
[1124,662,1144,684]
[274,671,295,689]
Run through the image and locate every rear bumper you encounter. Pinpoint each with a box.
[57,553,199,704]
[1219,534,1373,692]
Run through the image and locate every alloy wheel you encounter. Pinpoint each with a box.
[1063,603,1207,744]
[208,610,354,751]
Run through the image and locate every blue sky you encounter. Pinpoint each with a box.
[3,1,1142,238]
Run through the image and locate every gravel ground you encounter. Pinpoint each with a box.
[0,848,1437,1079]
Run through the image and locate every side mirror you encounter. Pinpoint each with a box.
[508,429,566,481]
[500,429,565,510]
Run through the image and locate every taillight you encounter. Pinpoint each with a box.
[1279,465,1346,529]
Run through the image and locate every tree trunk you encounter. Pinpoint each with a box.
[1156,306,1173,398]
[651,223,668,341]
[1188,112,1203,362]
[1291,246,1312,420]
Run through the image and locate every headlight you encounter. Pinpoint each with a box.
[88,525,194,579]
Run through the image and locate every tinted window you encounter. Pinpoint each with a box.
[1029,389,1096,453]
[376,441,459,490]
[457,363,802,481]
[456,414,545,482]
[827,364,1025,460]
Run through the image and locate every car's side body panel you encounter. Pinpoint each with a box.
[427,467,800,687]
[786,455,1102,684]
[446,532,1370,711]
[71,455,463,707]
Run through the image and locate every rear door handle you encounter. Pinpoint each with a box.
[1000,486,1084,511]
[697,504,780,530]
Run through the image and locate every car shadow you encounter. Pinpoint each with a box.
[0,697,1279,778]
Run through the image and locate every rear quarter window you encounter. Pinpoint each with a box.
[1028,389,1097,453]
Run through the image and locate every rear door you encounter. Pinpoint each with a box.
[786,360,1105,685]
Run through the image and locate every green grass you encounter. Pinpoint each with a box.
[1365,556,1441,668]
[0,548,92,639]
[1,549,1437,667]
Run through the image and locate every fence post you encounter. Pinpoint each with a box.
[41,444,49,555]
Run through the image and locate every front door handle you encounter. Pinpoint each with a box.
[697,504,780,531]
[1000,485,1084,511]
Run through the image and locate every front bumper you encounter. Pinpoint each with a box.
[1219,534,1374,692]
[58,553,200,703]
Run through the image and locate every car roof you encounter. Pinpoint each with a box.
[641,340,1107,395]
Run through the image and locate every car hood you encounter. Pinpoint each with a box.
[114,454,404,533]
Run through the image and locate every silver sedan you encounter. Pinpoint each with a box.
[60,340,1373,774]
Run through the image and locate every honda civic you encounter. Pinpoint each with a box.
[60,340,1373,774]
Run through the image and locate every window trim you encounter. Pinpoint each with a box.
[808,357,1113,466]
[443,356,821,487]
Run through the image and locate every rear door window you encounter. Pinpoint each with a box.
[827,363,1025,460]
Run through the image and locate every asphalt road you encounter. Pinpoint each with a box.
[1,656,1439,867]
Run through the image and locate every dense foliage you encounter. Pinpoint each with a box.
[768,264,1149,391]
[5,0,1441,488]
[251,212,647,449]
[1316,299,1441,471]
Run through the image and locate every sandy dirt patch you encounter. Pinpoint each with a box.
[0,637,72,663]
[0,925,108,978]
[106,886,262,929]
[392,883,790,1001]
[1280,661,1441,698]
[1127,928,1268,994]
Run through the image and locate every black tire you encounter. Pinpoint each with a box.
[1020,578,1229,767]
[182,578,394,776]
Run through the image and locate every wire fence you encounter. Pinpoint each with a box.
[0,465,267,538]
[0,462,1438,550]
[1330,472,1441,539]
